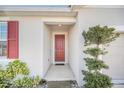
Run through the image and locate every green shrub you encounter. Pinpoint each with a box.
[32,76,41,87]
[83,48,107,58]
[83,71,112,88]
[5,60,30,80]
[0,60,41,88]
[84,58,108,71]
[0,69,7,88]
[82,25,120,88]
[0,70,12,88]
[12,76,40,88]
[0,79,8,88]
[0,70,5,80]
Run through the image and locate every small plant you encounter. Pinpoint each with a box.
[0,60,41,88]
[12,76,40,88]
[5,60,29,80]
[0,69,12,88]
[0,79,8,88]
[82,25,120,88]
[32,76,41,87]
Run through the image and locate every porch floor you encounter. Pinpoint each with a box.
[44,64,75,81]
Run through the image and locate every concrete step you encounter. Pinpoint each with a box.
[47,81,78,88]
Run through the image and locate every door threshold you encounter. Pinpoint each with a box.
[55,64,65,65]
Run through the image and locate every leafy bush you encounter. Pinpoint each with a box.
[84,58,109,71]
[12,76,40,88]
[0,79,8,88]
[0,70,12,88]
[0,60,41,88]
[83,48,107,58]
[82,25,120,88]
[0,70,7,88]
[83,25,119,46]
[5,60,29,80]
[0,70,5,80]
[83,71,112,88]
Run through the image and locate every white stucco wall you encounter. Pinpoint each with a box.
[19,17,44,77]
[103,34,124,81]
[43,24,51,77]
[77,8,124,86]
[77,8,124,30]
[68,23,82,86]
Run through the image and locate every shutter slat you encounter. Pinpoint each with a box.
[7,21,19,59]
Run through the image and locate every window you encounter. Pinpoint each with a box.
[0,22,7,57]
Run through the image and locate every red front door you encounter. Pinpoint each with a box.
[55,35,65,62]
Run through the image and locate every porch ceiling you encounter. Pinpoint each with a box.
[43,16,76,26]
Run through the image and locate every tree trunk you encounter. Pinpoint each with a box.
[97,44,103,73]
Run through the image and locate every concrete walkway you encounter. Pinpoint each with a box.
[113,84,124,88]
[44,64,75,81]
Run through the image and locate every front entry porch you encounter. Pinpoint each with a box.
[44,64,75,81]
[42,20,80,87]
[44,64,77,88]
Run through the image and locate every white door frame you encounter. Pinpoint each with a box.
[52,31,68,64]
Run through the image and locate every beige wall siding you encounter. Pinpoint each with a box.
[103,34,124,80]
[43,24,51,77]
[18,17,44,77]
[69,23,81,85]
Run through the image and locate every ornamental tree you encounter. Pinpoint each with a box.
[82,25,120,88]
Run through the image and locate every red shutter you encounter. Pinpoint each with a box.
[7,21,19,59]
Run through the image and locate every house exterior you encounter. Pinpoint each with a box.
[0,5,124,86]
